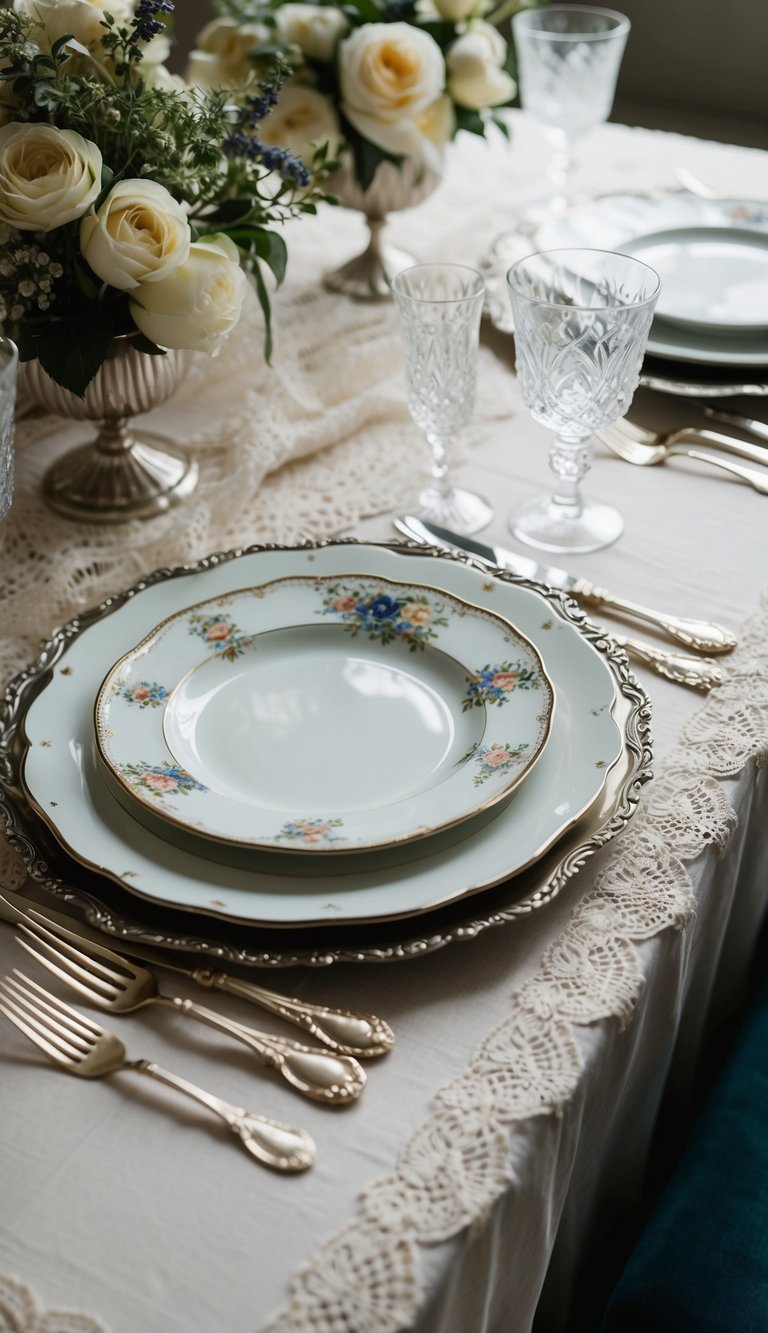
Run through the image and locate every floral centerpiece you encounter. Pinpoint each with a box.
[0,0,329,396]
[0,0,330,518]
[187,0,535,295]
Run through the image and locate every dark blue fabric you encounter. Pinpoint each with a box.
[602,978,768,1333]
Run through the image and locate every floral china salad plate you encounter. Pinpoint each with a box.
[94,575,555,855]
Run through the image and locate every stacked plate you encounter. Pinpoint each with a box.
[1,541,651,966]
[484,188,768,392]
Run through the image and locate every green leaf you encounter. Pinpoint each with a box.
[62,35,91,57]
[416,19,457,47]
[34,315,115,398]
[249,228,287,285]
[250,262,273,365]
[341,0,383,25]
[129,332,167,356]
[454,107,487,137]
[343,119,402,192]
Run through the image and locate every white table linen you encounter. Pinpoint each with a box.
[1,114,768,1333]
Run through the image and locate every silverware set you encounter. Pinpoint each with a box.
[395,516,735,691]
[0,889,394,1172]
[596,415,768,495]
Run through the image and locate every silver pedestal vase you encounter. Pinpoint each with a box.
[21,339,198,523]
[324,156,442,300]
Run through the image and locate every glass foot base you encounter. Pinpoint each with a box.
[418,486,493,536]
[509,495,623,554]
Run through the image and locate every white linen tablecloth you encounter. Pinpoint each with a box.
[1,114,768,1333]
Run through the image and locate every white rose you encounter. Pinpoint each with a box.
[0,122,102,231]
[80,178,191,291]
[416,92,455,150]
[14,0,133,52]
[130,234,248,356]
[274,5,349,62]
[340,23,446,165]
[185,16,270,89]
[432,0,485,20]
[259,83,342,162]
[447,21,515,109]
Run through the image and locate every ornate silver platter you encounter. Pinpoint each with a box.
[0,540,652,967]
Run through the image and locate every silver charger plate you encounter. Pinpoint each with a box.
[0,540,652,967]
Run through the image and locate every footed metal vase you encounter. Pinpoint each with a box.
[22,339,198,523]
[324,157,442,300]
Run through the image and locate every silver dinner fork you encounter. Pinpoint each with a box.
[597,422,768,495]
[16,912,366,1106]
[0,971,315,1171]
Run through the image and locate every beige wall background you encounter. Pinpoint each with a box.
[171,0,767,148]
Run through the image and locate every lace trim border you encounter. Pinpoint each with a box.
[262,591,768,1332]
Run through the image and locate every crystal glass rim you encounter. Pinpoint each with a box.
[392,263,485,305]
[506,248,661,313]
[0,336,18,385]
[512,5,631,40]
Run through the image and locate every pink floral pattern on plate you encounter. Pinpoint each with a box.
[119,760,208,799]
[118,680,168,709]
[187,611,250,662]
[463,661,542,711]
[274,818,346,846]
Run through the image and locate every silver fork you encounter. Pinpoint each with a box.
[597,422,768,495]
[0,970,315,1171]
[17,912,366,1106]
[0,888,394,1058]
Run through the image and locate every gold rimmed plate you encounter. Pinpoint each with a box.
[94,574,554,857]
[12,542,631,932]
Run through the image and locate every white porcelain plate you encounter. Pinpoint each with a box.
[486,190,768,367]
[95,575,554,855]
[21,543,622,928]
[621,227,768,332]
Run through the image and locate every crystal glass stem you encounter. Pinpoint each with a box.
[426,431,453,497]
[548,433,592,514]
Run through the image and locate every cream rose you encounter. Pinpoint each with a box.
[433,0,485,19]
[447,21,515,109]
[130,234,248,356]
[259,83,342,162]
[339,23,446,165]
[0,122,102,232]
[80,179,191,291]
[274,4,349,62]
[185,16,270,89]
[14,0,133,53]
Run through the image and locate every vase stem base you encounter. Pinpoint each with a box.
[43,428,199,524]
[323,242,417,301]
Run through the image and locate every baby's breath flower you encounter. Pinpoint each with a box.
[17,278,34,297]
[49,263,63,278]
[35,251,49,266]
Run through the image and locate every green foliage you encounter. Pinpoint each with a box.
[0,6,331,395]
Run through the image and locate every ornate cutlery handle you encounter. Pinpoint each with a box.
[684,450,768,496]
[574,580,736,655]
[690,426,768,467]
[618,636,724,691]
[126,1060,315,1171]
[160,996,366,1105]
[191,968,395,1058]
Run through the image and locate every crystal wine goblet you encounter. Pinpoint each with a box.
[506,247,660,554]
[512,6,630,211]
[392,263,491,535]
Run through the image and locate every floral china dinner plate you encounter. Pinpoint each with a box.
[94,575,555,855]
[20,543,623,929]
[483,189,768,369]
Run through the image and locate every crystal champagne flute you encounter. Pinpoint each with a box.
[392,263,491,535]
[506,247,660,553]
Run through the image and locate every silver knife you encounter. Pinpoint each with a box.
[394,515,737,656]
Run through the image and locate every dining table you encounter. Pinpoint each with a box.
[1,109,768,1333]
